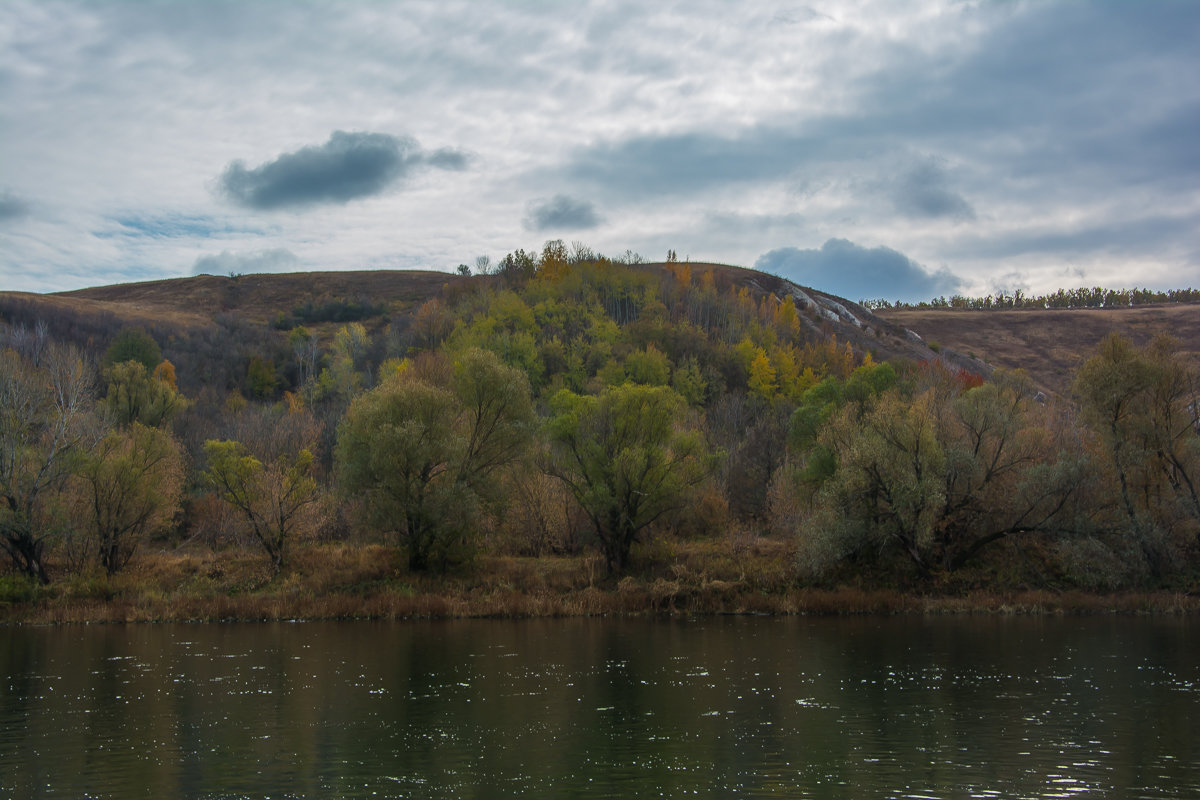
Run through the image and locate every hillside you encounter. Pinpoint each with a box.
[2,263,954,381]
[60,269,472,326]
[5,265,1196,399]
[876,304,1200,396]
[72,262,955,368]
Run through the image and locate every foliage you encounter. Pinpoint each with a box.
[104,359,188,428]
[545,383,712,573]
[1074,334,1200,576]
[103,327,162,372]
[202,435,323,573]
[75,423,185,574]
[794,370,1092,579]
[336,348,533,571]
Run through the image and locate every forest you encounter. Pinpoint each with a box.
[2,242,1199,619]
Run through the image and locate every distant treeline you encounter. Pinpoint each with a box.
[864,287,1200,311]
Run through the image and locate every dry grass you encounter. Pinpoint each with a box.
[57,270,472,326]
[877,305,1200,397]
[5,535,1200,624]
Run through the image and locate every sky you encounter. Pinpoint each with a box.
[1,1,1198,303]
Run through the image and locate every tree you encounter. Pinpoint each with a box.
[0,345,93,583]
[246,356,279,399]
[104,359,187,428]
[287,325,321,404]
[202,439,322,573]
[800,372,1089,578]
[625,344,670,386]
[545,383,711,573]
[77,423,184,575]
[1074,334,1200,573]
[748,348,778,400]
[452,348,536,499]
[103,327,161,372]
[336,348,533,570]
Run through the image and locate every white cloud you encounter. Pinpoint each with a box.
[193,248,299,276]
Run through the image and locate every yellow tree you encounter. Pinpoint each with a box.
[748,348,778,400]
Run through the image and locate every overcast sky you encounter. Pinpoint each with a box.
[2,1,1197,302]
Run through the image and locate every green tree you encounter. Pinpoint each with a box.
[246,356,280,400]
[336,348,533,570]
[625,344,670,386]
[104,359,187,428]
[313,322,373,406]
[78,423,184,575]
[802,372,1089,578]
[103,327,161,372]
[545,383,711,573]
[0,345,93,583]
[202,439,322,573]
[671,355,708,407]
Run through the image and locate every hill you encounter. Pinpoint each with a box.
[2,263,954,383]
[875,304,1200,396]
[58,269,471,327]
[5,264,1196,399]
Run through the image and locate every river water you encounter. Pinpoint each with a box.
[1,616,1197,798]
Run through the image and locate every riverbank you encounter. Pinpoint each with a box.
[3,540,1199,624]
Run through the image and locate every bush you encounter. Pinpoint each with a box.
[0,575,37,604]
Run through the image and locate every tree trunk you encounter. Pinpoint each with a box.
[3,529,50,585]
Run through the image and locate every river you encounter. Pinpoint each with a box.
[2,616,1197,798]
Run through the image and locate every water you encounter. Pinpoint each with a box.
[1,616,1197,798]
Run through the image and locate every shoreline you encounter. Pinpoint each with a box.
[6,587,1200,626]
[4,542,1199,625]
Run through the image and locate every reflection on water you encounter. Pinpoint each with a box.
[1,616,1197,798]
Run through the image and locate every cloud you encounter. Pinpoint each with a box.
[103,213,258,240]
[562,128,847,198]
[523,194,602,232]
[755,238,964,303]
[892,160,975,221]
[218,131,469,210]
[192,248,299,276]
[0,189,30,222]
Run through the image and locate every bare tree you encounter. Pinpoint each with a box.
[0,344,94,583]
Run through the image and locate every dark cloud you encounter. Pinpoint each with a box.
[219,131,469,210]
[0,189,30,221]
[562,128,848,197]
[755,238,964,303]
[423,147,470,171]
[192,248,298,276]
[892,160,974,221]
[524,194,601,232]
[556,3,1200,244]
